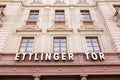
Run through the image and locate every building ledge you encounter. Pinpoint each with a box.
[16,25,42,32]
[47,25,73,32]
[78,25,103,32]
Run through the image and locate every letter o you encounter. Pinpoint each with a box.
[91,53,98,60]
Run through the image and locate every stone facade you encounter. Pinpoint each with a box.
[0,0,120,80]
[0,0,120,53]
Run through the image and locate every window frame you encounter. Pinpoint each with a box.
[54,10,65,25]
[85,37,101,53]
[19,37,34,53]
[80,10,92,21]
[53,37,67,53]
[55,10,65,21]
[28,10,39,21]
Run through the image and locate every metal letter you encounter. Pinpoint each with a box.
[15,53,21,61]
[53,53,59,61]
[84,53,90,60]
[68,53,74,60]
[45,53,51,60]
[62,53,66,60]
[91,52,98,60]
[99,52,105,60]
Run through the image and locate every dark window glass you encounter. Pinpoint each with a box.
[55,10,65,21]
[86,37,101,52]
[80,10,91,20]
[19,37,34,52]
[28,10,39,20]
[53,37,67,53]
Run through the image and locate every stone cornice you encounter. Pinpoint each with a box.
[1,0,120,8]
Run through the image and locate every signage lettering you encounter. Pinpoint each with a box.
[15,53,74,61]
[15,52,105,61]
[84,52,105,61]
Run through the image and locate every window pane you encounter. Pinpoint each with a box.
[27,47,33,52]
[29,15,34,20]
[61,47,66,52]
[94,47,100,51]
[86,43,92,47]
[21,42,27,47]
[86,39,91,43]
[34,15,38,20]
[54,47,59,52]
[54,39,59,42]
[93,43,99,47]
[92,39,98,43]
[22,39,28,42]
[61,43,66,46]
[81,15,86,20]
[86,15,91,20]
[20,46,26,52]
[29,39,34,43]
[54,43,59,46]
[28,42,34,47]
[61,39,66,42]
[87,47,93,52]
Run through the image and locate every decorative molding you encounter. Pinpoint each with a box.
[78,25,103,32]
[47,25,73,32]
[16,25,42,32]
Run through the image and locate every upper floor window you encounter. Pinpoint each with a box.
[80,10,91,20]
[78,0,86,3]
[19,37,34,52]
[86,37,101,52]
[55,10,65,21]
[113,5,120,10]
[55,10,65,25]
[28,10,39,20]
[53,37,67,53]
[34,0,42,3]
[26,10,39,25]
[80,10,93,25]
[0,5,6,10]
[56,0,64,2]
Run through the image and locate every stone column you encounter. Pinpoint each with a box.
[34,76,40,80]
[81,76,87,80]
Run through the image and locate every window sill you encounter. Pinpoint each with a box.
[82,20,94,25]
[25,20,38,25]
[54,20,66,25]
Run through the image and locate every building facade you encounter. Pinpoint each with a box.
[0,0,120,80]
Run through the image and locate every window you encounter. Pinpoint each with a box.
[78,0,86,3]
[86,37,101,52]
[53,37,67,53]
[26,10,39,25]
[19,37,34,52]
[80,10,91,20]
[113,5,120,10]
[55,10,65,25]
[0,5,6,10]
[80,10,93,25]
[28,10,39,20]
[34,0,41,3]
[55,10,65,21]
[56,0,64,2]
